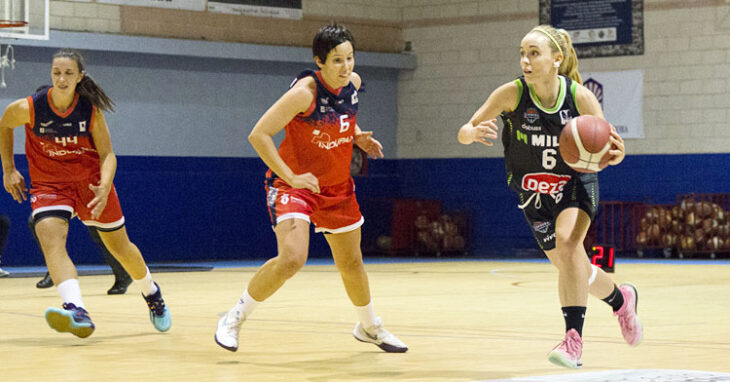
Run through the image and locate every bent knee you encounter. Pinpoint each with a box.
[554,231,584,252]
[336,257,364,274]
[274,250,307,278]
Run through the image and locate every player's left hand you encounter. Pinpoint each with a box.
[607,125,625,166]
[354,131,384,159]
[87,183,111,220]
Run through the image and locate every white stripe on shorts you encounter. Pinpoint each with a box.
[276,212,311,224]
[32,205,74,217]
[314,216,364,234]
[82,216,125,230]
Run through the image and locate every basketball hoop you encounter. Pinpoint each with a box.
[0,0,28,30]
[0,20,26,28]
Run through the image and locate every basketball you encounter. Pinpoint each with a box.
[559,115,613,173]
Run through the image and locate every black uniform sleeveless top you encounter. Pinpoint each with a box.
[500,76,597,194]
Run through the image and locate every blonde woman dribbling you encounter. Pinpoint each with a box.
[458,25,641,369]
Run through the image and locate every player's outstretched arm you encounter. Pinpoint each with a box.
[458,81,518,146]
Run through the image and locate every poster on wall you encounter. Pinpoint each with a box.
[582,70,644,139]
[208,0,302,19]
[539,0,644,58]
[98,0,205,11]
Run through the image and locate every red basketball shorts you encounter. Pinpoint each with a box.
[30,182,125,230]
[265,177,364,234]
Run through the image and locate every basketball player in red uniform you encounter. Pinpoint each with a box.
[458,25,638,368]
[215,24,407,353]
[0,49,171,337]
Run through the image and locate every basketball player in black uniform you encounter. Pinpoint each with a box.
[458,25,640,369]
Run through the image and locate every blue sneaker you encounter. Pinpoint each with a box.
[143,282,171,332]
[45,303,95,338]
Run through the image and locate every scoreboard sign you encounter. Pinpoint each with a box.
[589,245,615,273]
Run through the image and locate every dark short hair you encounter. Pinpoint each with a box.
[312,23,354,64]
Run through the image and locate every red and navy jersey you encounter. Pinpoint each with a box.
[24,86,100,184]
[272,70,362,187]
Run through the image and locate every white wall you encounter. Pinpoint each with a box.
[39,0,730,159]
[397,0,730,158]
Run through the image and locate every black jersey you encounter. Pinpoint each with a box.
[500,76,597,195]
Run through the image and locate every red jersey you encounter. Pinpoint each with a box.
[24,86,100,185]
[273,70,360,187]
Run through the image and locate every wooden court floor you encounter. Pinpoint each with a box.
[1,260,729,382]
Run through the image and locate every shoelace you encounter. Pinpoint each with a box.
[62,303,91,322]
[562,335,581,356]
[145,295,166,316]
[224,312,243,332]
[617,309,635,332]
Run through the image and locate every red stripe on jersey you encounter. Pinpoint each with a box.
[301,97,316,118]
[47,87,80,118]
[315,71,343,96]
[26,96,35,128]
[89,106,96,132]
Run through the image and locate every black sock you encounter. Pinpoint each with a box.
[562,306,586,337]
[602,285,625,312]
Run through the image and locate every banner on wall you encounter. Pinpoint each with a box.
[208,0,302,19]
[539,0,644,58]
[581,70,644,139]
[98,0,205,11]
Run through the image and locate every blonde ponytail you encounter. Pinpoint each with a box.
[556,29,581,84]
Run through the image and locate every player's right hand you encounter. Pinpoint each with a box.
[289,173,320,193]
[472,119,499,146]
[3,168,27,203]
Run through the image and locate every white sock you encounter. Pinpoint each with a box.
[57,278,84,309]
[354,301,377,328]
[133,268,158,297]
[232,288,260,318]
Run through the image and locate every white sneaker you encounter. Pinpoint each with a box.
[353,317,408,353]
[214,309,244,352]
[0,268,9,277]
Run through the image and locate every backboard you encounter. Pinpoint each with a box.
[0,0,49,40]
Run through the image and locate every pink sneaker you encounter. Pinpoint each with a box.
[615,282,643,346]
[548,328,582,369]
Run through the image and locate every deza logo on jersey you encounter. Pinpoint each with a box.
[521,172,571,195]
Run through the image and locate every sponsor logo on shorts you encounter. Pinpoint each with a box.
[289,195,307,206]
[266,187,279,207]
[543,232,555,242]
[533,221,550,234]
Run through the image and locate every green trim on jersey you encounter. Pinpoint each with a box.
[527,76,566,114]
[570,80,580,115]
[513,79,523,112]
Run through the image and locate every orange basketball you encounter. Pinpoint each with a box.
[559,115,612,173]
